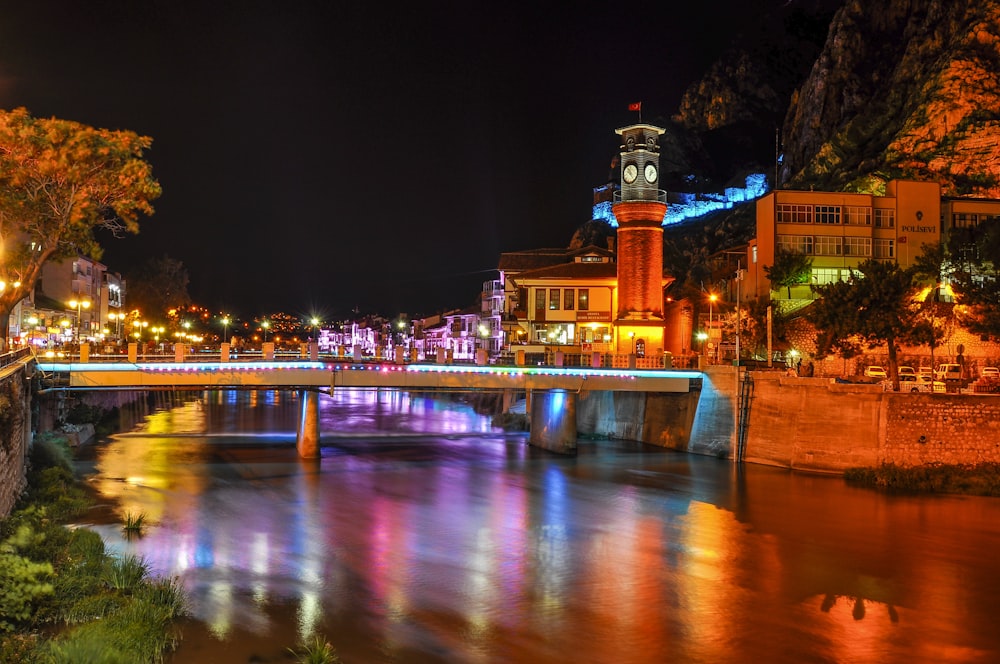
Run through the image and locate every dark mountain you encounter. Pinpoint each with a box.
[781,0,1000,196]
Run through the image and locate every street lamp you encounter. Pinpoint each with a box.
[68,299,91,343]
[221,316,230,344]
[628,330,636,354]
[697,331,708,355]
[261,320,270,342]
[310,317,319,342]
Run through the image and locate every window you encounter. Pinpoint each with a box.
[811,268,849,285]
[874,208,895,228]
[814,236,842,256]
[776,203,813,223]
[953,213,981,229]
[580,256,603,263]
[564,289,575,310]
[874,238,895,258]
[815,205,841,224]
[843,237,871,256]
[778,235,813,254]
[843,206,872,225]
[535,289,545,312]
[549,289,560,310]
[578,289,589,311]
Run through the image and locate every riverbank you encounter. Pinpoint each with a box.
[0,432,186,662]
[845,462,1000,495]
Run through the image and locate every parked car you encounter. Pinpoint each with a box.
[883,374,945,393]
[935,363,962,381]
[865,365,888,378]
[982,366,1000,379]
[898,366,917,377]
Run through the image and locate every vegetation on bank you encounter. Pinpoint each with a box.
[845,463,1000,496]
[0,432,186,663]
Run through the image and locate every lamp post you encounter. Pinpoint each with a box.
[261,320,270,342]
[68,299,91,343]
[708,293,717,363]
[310,317,319,342]
[221,316,230,344]
[628,330,636,354]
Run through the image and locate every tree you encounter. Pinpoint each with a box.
[0,108,160,349]
[764,247,813,298]
[945,217,1000,338]
[124,255,191,322]
[808,259,918,389]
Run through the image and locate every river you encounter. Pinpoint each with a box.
[73,389,1000,663]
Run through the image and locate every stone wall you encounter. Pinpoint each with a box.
[883,396,1000,466]
[0,362,31,517]
[744,372,1000,472]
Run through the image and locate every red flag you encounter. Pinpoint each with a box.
[899,236,907,244]
[628,102,642,112]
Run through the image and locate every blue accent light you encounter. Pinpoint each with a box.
[596,173,770,228]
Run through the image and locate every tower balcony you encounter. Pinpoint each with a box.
[614,189,666,203]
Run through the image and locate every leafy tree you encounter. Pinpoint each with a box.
[124,255,191,322]
[0,108,160,349]
[808,259,918,388]
[764,247,813,298]
[741,294,789,360]
[945,217,1000,338]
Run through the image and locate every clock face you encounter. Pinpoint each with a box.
[623,163,638,184]
[644,163,658,183]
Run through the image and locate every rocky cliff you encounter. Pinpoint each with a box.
[781,0,1000,196]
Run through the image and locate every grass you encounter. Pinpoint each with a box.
[121,511,147,536]
[0,431,188,661]
[845,462,1000,496]
[288,634,340,664]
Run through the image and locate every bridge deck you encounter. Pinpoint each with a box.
[35,360,701,393]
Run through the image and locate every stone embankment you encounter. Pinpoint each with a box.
[742,372,1000,472]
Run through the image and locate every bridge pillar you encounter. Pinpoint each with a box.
[309,342,318,361]
[516,350,525,366]
[174,343,186,363]
[395,346,405,364]
[296,389,321,459]
[528,389,577,454]
[128,342,138,363]
[591,351,602,368]
[80,343,90,363]
[221,342,231,362]
[263,342,275,360]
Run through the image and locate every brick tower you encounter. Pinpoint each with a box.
[611,124,667,357]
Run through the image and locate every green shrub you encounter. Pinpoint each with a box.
[137,577,187,620]
[121,511,147,537]
[845,462,1000,496]
[28,432,74,474]
[0,527,55,632]
[104,554,149,593]
[63,593,127,625]
[289,634,340,664]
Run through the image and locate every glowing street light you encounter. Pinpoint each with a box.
[697,331,709,355]
[628,330,636,354]
[221,316,230,344]
[310,317,320,342]
[261,320,270,342]
[68,299,91,342]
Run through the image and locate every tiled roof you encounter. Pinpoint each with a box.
[497,244,614,271]
[512,262,619,281]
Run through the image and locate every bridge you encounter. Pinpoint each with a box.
[34,357,703,457]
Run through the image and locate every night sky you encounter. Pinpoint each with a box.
[0,0,799,320]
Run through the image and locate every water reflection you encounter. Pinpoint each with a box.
[77,389,1000,663]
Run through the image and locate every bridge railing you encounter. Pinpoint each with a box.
[35,347,701,371]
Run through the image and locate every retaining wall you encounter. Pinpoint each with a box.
[744,372,1000,472]
[0,361,32,517]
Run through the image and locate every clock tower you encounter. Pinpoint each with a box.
[612,124,668,356]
